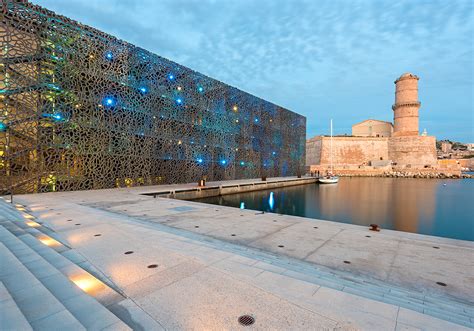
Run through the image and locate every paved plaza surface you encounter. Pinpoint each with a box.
[1,177,473,330]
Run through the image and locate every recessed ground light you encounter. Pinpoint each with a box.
[147,264,158,269]
[94,234,101,237]
[436,281,447,287]
[343,260,351,264]
[238,315,255,326]
[433,246,440,249]
[278,245,284,248]
[124,251,134,255]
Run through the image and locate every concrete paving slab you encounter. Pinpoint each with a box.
[0,282,33,331]
[29,309,85,331]
[309,286,399,330]
[389,240,474,302]
[135,266,339,330]
[396,307,472,331]
[6,177,474,329]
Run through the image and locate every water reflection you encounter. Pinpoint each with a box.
[268,192,275,211]
[195,178,474,241]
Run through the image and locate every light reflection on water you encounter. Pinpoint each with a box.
[194,177,474,241]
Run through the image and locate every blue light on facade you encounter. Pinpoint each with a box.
[176,98,183,105]
[240,161,245,166]
[0,122,7,132]
[139,86,147,94]
[197,158,203,164]
[52,113,63,121]
[254,118,259,123]
[42,113,63,121]
[103,96,116,107]
[168,73,175,80]
[105,51,113,60]
[272,151,276,156]
[220,160,227,165]
[198,86,203,93]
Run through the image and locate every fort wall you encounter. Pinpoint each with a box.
[388,136,437,167]
[307,136,389,166]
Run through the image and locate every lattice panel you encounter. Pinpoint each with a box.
[0,0,306,194]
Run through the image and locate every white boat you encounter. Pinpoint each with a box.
[319,176,339,184]
[319,119,339,184]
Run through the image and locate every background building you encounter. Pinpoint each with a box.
[307,73,438,172]
[0,1,306,194]
[352,119,393,137]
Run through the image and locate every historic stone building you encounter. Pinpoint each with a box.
[307,73,438,171]
[352,119,393,137]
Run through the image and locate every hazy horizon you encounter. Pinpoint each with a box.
[35,0,474,142]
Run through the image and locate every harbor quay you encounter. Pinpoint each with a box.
[1,176,473,330]
[1,1,472,330]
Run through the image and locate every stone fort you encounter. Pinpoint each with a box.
[306,73,438,171]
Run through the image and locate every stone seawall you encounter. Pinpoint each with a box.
[309,165,465,178]
[141,177,318,200]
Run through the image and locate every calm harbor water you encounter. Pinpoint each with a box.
[195,177,474,241]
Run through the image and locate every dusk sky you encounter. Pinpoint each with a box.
[36,0,473,142]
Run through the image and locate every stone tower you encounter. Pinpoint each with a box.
[392,73,420,136]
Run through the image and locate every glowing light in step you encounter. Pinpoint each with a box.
[70,274,104,294]
[38,235,61,247]
[26,221,40,227]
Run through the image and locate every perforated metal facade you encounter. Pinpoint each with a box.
[0,0,306,194]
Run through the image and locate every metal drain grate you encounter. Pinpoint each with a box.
[436,281,447,287]
[313,226,318,229]
[343,260,351,264]
[147,264,158,269]
[238,315,255,326]
[124,251,134,255]
[75,223,81,226]
[94,234,101,237]
[432,246,440,249]
[278,245,284,248]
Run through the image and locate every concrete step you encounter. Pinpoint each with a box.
[0,281,33,331]
[199,230,474,328]
[0,242,85,330]
[0,202,128,297]
[0,225,131,330]
[283,258,474,326]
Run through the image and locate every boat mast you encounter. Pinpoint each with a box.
[330,119,333,173]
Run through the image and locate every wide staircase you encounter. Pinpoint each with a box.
[0,201,134,330]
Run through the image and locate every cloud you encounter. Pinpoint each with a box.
[35,0,474,141]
